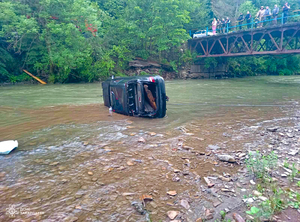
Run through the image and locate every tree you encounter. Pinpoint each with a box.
[211,0,247,21]
[239,1,257,16]
[1,0,300,83]
[0,0,110,83]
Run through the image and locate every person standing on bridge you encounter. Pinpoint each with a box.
[272,5,279,25]
[283,2,290,24]
[221,18,226,33]
[225,17,231,33]
[254,16,260,28]
[245,11,252,29]
[212,18,217,35]
[264,6,271,26]
[237,13,244,30]
[256,6,265,28]
[217,19,221,33]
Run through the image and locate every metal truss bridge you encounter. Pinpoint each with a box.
[189,23,300,58]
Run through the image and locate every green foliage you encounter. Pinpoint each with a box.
[246,188,287,221]
[283,161,300,182]
[239,1,257,16]
[1,0,300,83]
[220,210,226,220]
[257,183,265,193]
[224,55,300,77]
[251,0,300,9]
[288,189,300,208]
[289,163,299,182]
[184,0,210,30]
[0,0,109,83]
[246,206,260,215]
[0,45,13,80]
[244,153,300,221]
[246,151,278,180]
[269,187,286,213]
[140,71,149,76]
[284,160,290,168]
[0,0,210,83]
[204,57,218,69]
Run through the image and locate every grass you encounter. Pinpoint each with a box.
[245,151,300,221]
[289,163,299,182]
[245,187,287,221]
[245,151,278,181]
[283,160,289,168]
[214,211,232,222]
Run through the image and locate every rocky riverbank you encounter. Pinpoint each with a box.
[150,106,300,222]
[125,59,227,80]
[1,105,300,222]
[121,105,300,221]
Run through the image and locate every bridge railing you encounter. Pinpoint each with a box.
[190,12,300,38]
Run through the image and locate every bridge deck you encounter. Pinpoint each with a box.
[189,22,300,57]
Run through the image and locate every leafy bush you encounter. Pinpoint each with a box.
[0,45,14,81]
[246,188,287,221]
[246,151,278,179]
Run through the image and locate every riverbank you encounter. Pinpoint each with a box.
[1,77,300,221]
[2,102,299,221]
[178,103,300,221]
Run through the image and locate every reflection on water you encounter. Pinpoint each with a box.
[1,76,300,221]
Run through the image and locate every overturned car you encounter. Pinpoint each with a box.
[102,75,167,118]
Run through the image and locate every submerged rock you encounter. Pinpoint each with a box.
[167,190,177,196]
[204,177,215,188]
[213,200,222,207]
[217,155,236,163]
[49,162,59,166]
[267,126,280,132]
[288,149,299,156]
[63,216,78,222]
[172,176,180,182]
[205,209,214,220]
[180,199,190,209]
[122,192,135,196]
[219,175,231,182]
[148,132,156,136]
[131,201,146,215]
[138,137,146,143]
[208,145,221,150]
[127,161,135,166]
[167,211,179,220]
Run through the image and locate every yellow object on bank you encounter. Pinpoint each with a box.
[23,69,47,85]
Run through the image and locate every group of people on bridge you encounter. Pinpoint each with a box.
[211,2,292,35]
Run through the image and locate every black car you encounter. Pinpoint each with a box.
[102,75,167,118]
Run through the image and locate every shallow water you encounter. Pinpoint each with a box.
[1,76,300,221]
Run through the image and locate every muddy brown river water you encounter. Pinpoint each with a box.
[1,77,300,221]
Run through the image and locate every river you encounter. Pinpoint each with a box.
[0,76,300,221]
